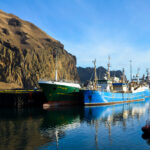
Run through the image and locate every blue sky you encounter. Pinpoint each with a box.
[1,0,150,78]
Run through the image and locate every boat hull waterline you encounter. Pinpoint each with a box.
[82,89,150,106]
[39,81,82,106]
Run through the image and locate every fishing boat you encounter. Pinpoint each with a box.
[81,58,150,106]
[38,49,81,106]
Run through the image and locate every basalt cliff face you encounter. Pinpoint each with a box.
[0,10,79,89]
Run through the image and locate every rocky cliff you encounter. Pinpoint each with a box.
[0,10,79,89]
[77,66,122,83]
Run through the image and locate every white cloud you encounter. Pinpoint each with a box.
[62,34,150,80]
[41,0,150,80]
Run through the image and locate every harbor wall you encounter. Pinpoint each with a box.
[0,90,47,108]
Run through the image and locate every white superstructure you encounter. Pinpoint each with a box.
[38,80,81,88]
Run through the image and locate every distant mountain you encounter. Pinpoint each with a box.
[0,10,79,89]
[77,66,122,83]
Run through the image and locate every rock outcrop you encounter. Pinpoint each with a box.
[0,10,79,89]
[77,66,122,83]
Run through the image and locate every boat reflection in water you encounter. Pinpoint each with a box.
[39,106,83,150]
[84,101,148,122]
[39,100,150,150]
[84,100,150,149]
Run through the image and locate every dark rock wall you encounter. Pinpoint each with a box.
[77,66,122,83]
[0,10,79,89]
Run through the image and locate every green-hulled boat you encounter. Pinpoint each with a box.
[38,80,81,105]
[38,49,82,106]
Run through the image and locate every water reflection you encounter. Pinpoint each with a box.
[39,100,150,150]
[83,102,149,149]
[39,107,83,149]
[84,101,149,121]
[83,100,150,150]
[0,108,48,150]
[0,100,150,149]
[84,101,149,130]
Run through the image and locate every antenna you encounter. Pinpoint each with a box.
[130,60,132,82]
[146,68,150,81]
[107,56,111,80]
[136,68,140,84]
[137,68,140,75]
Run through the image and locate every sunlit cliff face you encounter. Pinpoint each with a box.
[0,10,79,89]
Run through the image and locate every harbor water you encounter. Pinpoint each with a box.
[1,99,150,150]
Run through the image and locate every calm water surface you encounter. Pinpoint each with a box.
[1,99,150,150]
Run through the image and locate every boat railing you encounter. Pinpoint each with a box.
[86,88,139,94]
[39,78,80,84]
[60,79,80,84]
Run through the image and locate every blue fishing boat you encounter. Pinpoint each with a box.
[81,58,150,106]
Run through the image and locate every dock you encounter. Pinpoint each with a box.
[0,89,46,108]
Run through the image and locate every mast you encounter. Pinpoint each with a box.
[122,68,125,83]
[146,68,150,81]
[130,60,132,82]
[107,56,111,80]
[93,59,97,90]
[136,68,140,84]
